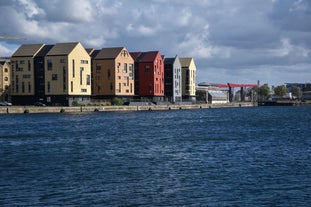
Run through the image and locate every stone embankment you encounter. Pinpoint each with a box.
[0,102,256,114]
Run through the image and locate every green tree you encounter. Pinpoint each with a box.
[258,84,270,100]
[111,97,123,105]
[274,85,288,97]
[291,86,302,100]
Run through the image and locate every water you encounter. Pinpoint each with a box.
[0,106,310,206]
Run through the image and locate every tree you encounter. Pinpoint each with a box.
[258,84,270,100]
[291,86,302,100]
[111,97,123,105]
[274,85,288,97]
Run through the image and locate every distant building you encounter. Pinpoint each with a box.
[0,61,11,101]
[286,83,311,101]
[164,55,182,103]
[130,51,164,102]
[11,42,91,106]
[196,82,228,104]
[92,47,134,101]
[180,57,196,102]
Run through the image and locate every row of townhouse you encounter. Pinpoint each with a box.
[4,42,196,106]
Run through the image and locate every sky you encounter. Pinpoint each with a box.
[0,0,310,86]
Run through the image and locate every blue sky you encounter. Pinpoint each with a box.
[0,0,310,86]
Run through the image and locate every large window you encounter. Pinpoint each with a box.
[123,63,127,73]
[86,75,91,85]
[47,59,52,70]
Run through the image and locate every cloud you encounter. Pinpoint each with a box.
[0,0,310,86]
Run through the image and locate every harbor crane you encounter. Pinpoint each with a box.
[0,35,26,40]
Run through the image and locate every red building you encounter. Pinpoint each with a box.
[130,51,164,102]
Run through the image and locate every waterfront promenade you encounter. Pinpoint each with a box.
[0,102,256,114]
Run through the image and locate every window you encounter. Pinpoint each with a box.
[71,81,73,92]
[145,65,150,74]
[22,82,25,93]
[86,75,91,85]
[81,89,87,92]
[47,82,50,93]
[47,59,52,70]
[20,60,25,64]
[4,68,8,73]
[5,85,9,90]
[28,82,31,93]
[123,63,127,73]
[108,69,111,79]
[117,62,121,68]
[80,60,88,64]
[60,59,66,63]
[96,64,101,72]
[52,74,58,80]
[28,60,31,71]
[110,82,113,91]
[63,67,66,92]
[4,77,8,81]
[72,60,75,77]
[16,68,24,71]
[23,74,31,79]
[129,64,133,79]
[80,67,84,85]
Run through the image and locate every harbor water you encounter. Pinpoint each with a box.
[0,106,310,206]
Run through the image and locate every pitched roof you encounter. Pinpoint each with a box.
[140,51,160,62]
[85,48,94,55]
[179,57,193,67]
[164,57,175,65]
[35,45,54,57]
[89,49,100,59]
[130,51,160,62]
[94,47,125,59]
[12,44,45,57]
[129,52,142,61]
[46,42,79,56]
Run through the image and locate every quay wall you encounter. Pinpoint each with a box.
[0,102,256,114]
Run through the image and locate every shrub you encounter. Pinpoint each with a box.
[111,97,123,106]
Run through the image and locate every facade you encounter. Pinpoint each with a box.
[180,57,196,102]
[92,47,134,101]
[11,44,45,105]
[0,61,11,101]
[45,42,91,106]
[196,83,228,104]
[34,45,54,103]
[164,55,182,103]
[130,51,164,102]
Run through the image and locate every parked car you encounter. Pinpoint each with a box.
[0,101,12,106]
[34,102,46,106]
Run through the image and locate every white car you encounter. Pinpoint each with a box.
[0,101,12,106]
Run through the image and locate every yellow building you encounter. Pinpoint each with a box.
[0,61,11,101]
[92,47,134,101]
[11,44,45,104]
[10,42,91,106]
[180,57,197,102]
[45,42,91,106]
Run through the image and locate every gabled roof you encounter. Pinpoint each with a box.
[89,49,100,59]
[164,57,175,65]
[179,57,193,67]
[85,48,94,55]
[130,51,160,63]
[12,44,45,57]
[140,51,160,62]
[129,52,142,61]
[35,45,54,57]
[94,47,125,59]
[46,42,79,56]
